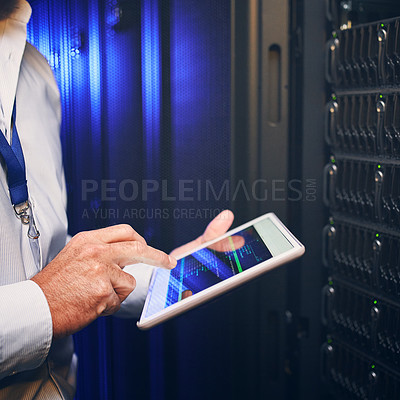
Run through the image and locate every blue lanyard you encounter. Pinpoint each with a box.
[0,102,29,207]
[0,101,40,240]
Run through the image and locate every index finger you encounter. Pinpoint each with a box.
[109,241,177,269]
[87,224,147,245]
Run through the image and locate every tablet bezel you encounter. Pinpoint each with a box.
[137,212,305,330]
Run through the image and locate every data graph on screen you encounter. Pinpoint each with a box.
[164,227,272,307]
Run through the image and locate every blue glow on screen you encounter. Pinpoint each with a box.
[153,227,273,312]
[191,248,234,280]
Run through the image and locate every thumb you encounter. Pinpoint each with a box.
[109,267,136,303]
[201,210,234,243]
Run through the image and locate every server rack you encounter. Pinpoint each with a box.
[322,1,400,398]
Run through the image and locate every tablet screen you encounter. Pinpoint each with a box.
[144,217,294,318]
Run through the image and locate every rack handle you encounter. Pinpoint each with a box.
[325,37,339,84]
[377,28,387,84]
[325,100,338,146]
[322,224,336,268]
[323,163,338,208]
[321,285,335,326]
[320,342,334,382]
[376,100,385,154]
[374,170,384,221]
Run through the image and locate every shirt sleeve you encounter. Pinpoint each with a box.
[0,280,53,380]
[116,263,155,319]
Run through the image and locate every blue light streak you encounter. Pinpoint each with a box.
[141,0,161,178]
[88,0,102,154]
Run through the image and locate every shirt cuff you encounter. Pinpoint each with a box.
[116,263,155,319]
[0,280,53,379]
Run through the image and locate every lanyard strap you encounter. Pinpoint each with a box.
[0,102,29,207]
[0,101,41,266]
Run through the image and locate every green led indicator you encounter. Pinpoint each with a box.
[329,280,333,285]
[380,94,383,99]
[327,339,332,344]
[332,95,337,100]
[376,233,379,238]
[332,158,336,163]
[371,364,376,369]
[381,23,385,27]
[330,220,334,225]
[378,164,381,168]
[333,32,337,38]
[374,300,378,305]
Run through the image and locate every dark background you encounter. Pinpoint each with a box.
[26,0,400,399]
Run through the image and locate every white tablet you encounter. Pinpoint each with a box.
[137,212,305,330]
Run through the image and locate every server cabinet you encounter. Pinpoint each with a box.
[322,1,400,398]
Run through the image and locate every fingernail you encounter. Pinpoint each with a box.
[169,255,177,267]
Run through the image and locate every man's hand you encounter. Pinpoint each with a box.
[170,209,238,258]
[31,224,176,339]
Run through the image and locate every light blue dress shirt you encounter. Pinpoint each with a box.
[0,1,154,398]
